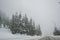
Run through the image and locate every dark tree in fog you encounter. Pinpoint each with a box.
[0,16,1,27]
[26,18,36,35]
[0,10,10,28]
[36,25,42,35]
[0,10,3,27]
[10,12,22,34]
[53,27,60,35]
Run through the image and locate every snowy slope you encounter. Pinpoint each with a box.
[1,27,60,40]
[0,28,41,40]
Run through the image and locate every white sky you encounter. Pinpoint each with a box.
[0,0,60,36]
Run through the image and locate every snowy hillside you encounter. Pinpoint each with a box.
[0,27,41,40]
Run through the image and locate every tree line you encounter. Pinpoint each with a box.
[0,10,60,36]
[0,11,42,36]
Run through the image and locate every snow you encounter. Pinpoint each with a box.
[0,27,41,40]
[38,36,60,40]
[0,26,60,40]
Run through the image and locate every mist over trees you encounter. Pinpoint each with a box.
[0,10,42,36]
[1,10,60,36]
[9,12,42,36]
[0,10,9,28]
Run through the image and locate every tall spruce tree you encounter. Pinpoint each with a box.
[27,18,36,35]
[22,14,29,33]
[0,16,1,27]
[10,12,19,34]
[36,25,42,35]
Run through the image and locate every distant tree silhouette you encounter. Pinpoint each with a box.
[53,27,60,35]
[36,25,42,35]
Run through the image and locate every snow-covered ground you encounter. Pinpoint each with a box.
[0,27,41,40]
[38,36,60,40]
[0,27,60,40]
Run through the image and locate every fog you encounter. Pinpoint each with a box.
[0,0,60,36]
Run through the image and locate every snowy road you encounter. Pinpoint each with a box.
[1,36,60,40]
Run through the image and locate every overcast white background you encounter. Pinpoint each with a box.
[0,0,60,36]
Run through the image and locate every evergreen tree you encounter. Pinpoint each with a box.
[36,25,42,35]
[53,27,60,35]
[10,14,16,34]
[22,14,29,33]
[0,11,2,27]
[10,12,25,34]
[18,13,26,34]
[0,16,1,27]
[27,18,36,36]
[10,12,19,34]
